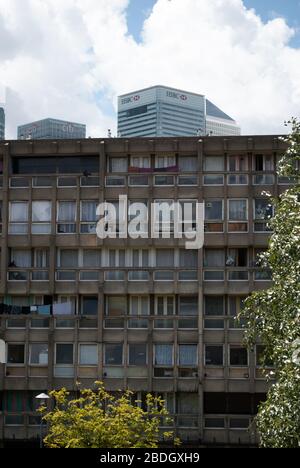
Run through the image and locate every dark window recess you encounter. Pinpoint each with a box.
[12,156,99,175]
[255,154,264,171]
[204,393,266,415]
[126,105,148,118]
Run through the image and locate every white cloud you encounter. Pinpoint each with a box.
[0,0,300,138]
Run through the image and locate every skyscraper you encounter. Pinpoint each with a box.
[17,118,86,140]
[0,107,5,140]
[117,85,240,137]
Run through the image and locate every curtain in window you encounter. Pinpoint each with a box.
[180,250,198,268]
[81,201,97,222]
[10,202,28,222]
[32,201,51,222]
[80,345,97,365]
[107,297,127,316]
[204,156,224,171]
[110,158,128,173]
[156,156,176,169]
[155,344,173,365]
[60,250,78,268]
[179,345,197,366]
[177,393,199,414]
[229,200,247,220]
[156,249,174,267]
[83,250,101,267]
[11,250,31,267]
[204,249,225,267]
[131,157,150,168]
[179,297,198,316]
[205,201,223,220]
[179,157,197,172]
[34,249,49,268]
[58,202,76,222]
[204,296,224,315]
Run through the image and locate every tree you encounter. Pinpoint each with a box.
[40,382,180,448]
[240,118,300,448]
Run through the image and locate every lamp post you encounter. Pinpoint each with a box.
[35,393,50,449]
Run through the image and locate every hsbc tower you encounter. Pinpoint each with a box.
[117,85,240,137]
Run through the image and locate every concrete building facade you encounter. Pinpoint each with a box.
[17,118,86,140]
[118,86,241,138]
[0,135,288,447]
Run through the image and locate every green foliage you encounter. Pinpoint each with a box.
[239,118,300,448]
[40,382,180,448]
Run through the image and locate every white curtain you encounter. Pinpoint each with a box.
[32,201,51,222]
[83,250,101,267]
[229,200,247,220]
[204,156,224,171]
[58,202,76,222]
[11,249,31,267]
[81,201,97,222]
[60,250,78,268]
[80,345,98,365]
[131,157,150,168]
[34,249,49,268]
[179,345,197,366]
[155,345,173,365]
[156,249,174,267]
[10,202,28,222]
[110,158,128,173]
[179,156,197,171]
[204,249,225,267]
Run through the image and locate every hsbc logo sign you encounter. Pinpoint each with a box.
[166,91,188,101]
[121,95,140,105]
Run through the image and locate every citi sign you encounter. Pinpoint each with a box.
[121,95,141,105]
[166,91,188,101]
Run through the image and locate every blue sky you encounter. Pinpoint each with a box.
[127,0,300,47]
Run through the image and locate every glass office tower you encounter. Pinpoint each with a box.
[17,118,86,140]
[0,108,5,140]
[118,86,240,137]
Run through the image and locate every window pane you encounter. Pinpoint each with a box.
[229,200,247,220]
[204,156,224,171]
[81,201,97,222]
[106,297,127,316]
[10,202,28,222]
[7,344,25,364]
[205,346,223,366]
[105,344,123,365]
[30,344,48,365]
[179,345,197,366]
[32,201,51,222]
[58,202,76,221]
[60,250,78,268]
[204,249,225,267]
[79,345,98,365]
[82,296,98,316]
[179,297,198,316]
[129,344,147,365]
[205,201,223,220]
[204,296,224,316]
[230,347,248,366]
[155,344,173,365]
[56,344,74,364]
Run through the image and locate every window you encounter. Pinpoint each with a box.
[155,296,175,316]
[130,156,150,169]
[155,155,176,169]
[254,154,273,172]
[228,199,248,232]
[81,201,98,234]
[179,296,198,316]
[79,344,98,365]
[228,154,248,172]
[178,345,197,366]
[179,156,197,172]
[204,249,225,267]
[153,199,174,234]
[32,201,51,234]
[105,344,123,365]
[82,250,101,268]
[226,248,248,267]
[179,250,198,268]
[204,156,224,171]
[154,344,173,366]
[57,201,76,234]
[229,346,248,366]
[205,345,223,366]
[60,250,78,268]
[254,199,274,232]
[10,249,31,268]
[205,200,223,233]
[34,249,49,268]
[55,344,74,365]
[130,296,149,315]
[131,249,149,267]
[9,202,29,234]
[108,157,128,173]
[228,297,247,329]
[128,344,147,365]
[106,296,127,316]
[81,296,98,316]
[7,344,25,364]
[156,249,174,267]
[204,296,224,316]
[29,344,48,365]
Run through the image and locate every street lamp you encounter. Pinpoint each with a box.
[35,393,50,449]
